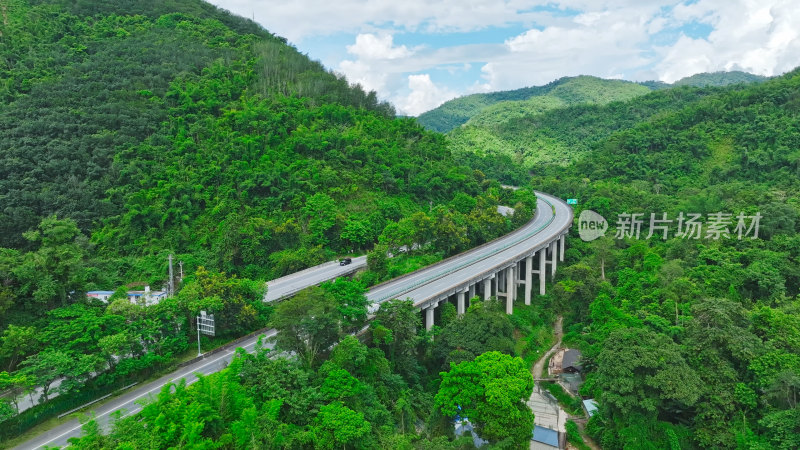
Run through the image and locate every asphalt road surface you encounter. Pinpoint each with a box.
[15,192,570,449]
[264,256,367,302]
[366,191,572,307]
[14,330,277,450]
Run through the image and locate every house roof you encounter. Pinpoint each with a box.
[532,425,559,447]
[583,399,599,417]
[562,349,582,370]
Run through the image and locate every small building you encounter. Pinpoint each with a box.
[549,348,583,375]
[86,290,115,302]
[532,425,562,449]
[126,286,167,306]
[583,399,599,418]
[562,349,582,373]
[87,286,167,306]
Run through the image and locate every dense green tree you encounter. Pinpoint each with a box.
[0,325,38,371]
[19,349,100,402]
[312,401,372,449]
[0,371,34,414]
[436,351,534,447]
[176,266,268,338]
[270,287,342,368]
[433,300,515,369]
[588,327,702,446]
[14,217,89,310]
[371,299,423,381]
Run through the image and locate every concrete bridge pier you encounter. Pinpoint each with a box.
[457,290,466,315]
[524,255,533,305]
[539,248,547,295]
[505,265,515,314]
[425,303,436,332]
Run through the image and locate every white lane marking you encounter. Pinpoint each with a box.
[33,332,274,449]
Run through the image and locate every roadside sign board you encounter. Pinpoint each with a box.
[197,311,216,336]
[567,199,578,205]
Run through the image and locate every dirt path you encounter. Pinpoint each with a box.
[527,317,566,449]
[533,316,563,379]
[531,317,602,450]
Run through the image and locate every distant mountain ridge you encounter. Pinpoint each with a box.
[417,71,767,133]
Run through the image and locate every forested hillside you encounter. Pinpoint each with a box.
[450,85,728,176]
[0,1,534,440]
[672,70,767,87]
[421,71,768,177]
[535,68,800,448]
[418,71,767,135]
[0,0,521,297]
[416,76,650,133]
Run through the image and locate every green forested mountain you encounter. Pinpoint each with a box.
[449,85,728,175]
[423,71,768,177]
[672,70,768,87]
[534,68,800,448]
[0,1,535,441]
[638,70,768,90]
[418,71,766,135]
[417,75,651,133]
[2,0,797,448]
[0,0,520,285]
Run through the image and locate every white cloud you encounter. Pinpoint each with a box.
[655,0,800,82]
[346,33,413,59]
[338,33,415,93]
[338,59,388,93]
[210,0,800,115]
[395,74,459,116]
[484,8,656,89]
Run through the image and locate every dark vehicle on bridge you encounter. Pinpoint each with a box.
[339,258,352,266]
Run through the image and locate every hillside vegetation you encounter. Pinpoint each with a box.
[535,67,800,449]
[450,85,729,173]
[421,71,768,176]
[417,75,651,133]
[0,1,538,442]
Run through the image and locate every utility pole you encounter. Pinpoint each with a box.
[196,315,202,357]
[168,254,174,297]
[179,261,184,283]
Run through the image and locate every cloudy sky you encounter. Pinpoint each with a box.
[209,0,800,116]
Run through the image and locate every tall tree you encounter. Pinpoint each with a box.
[435,351,534,446]
[270,287,342,368]
[371,299,423,381]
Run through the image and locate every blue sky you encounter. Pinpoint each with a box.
[210,0,800,115]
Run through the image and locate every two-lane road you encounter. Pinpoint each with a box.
[264,256,367,302]
[367,191,572,307]
[15,192,571,449]
[15,330,277,450]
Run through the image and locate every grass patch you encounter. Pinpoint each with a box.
[509,303,555,369]
[541,381,584,416]
[566,420,592,450]
[358,252,444,286]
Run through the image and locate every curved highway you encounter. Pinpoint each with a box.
[15,191,571,449]
[367,191,572,309]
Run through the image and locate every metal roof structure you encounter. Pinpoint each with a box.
[532,425,560,447]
